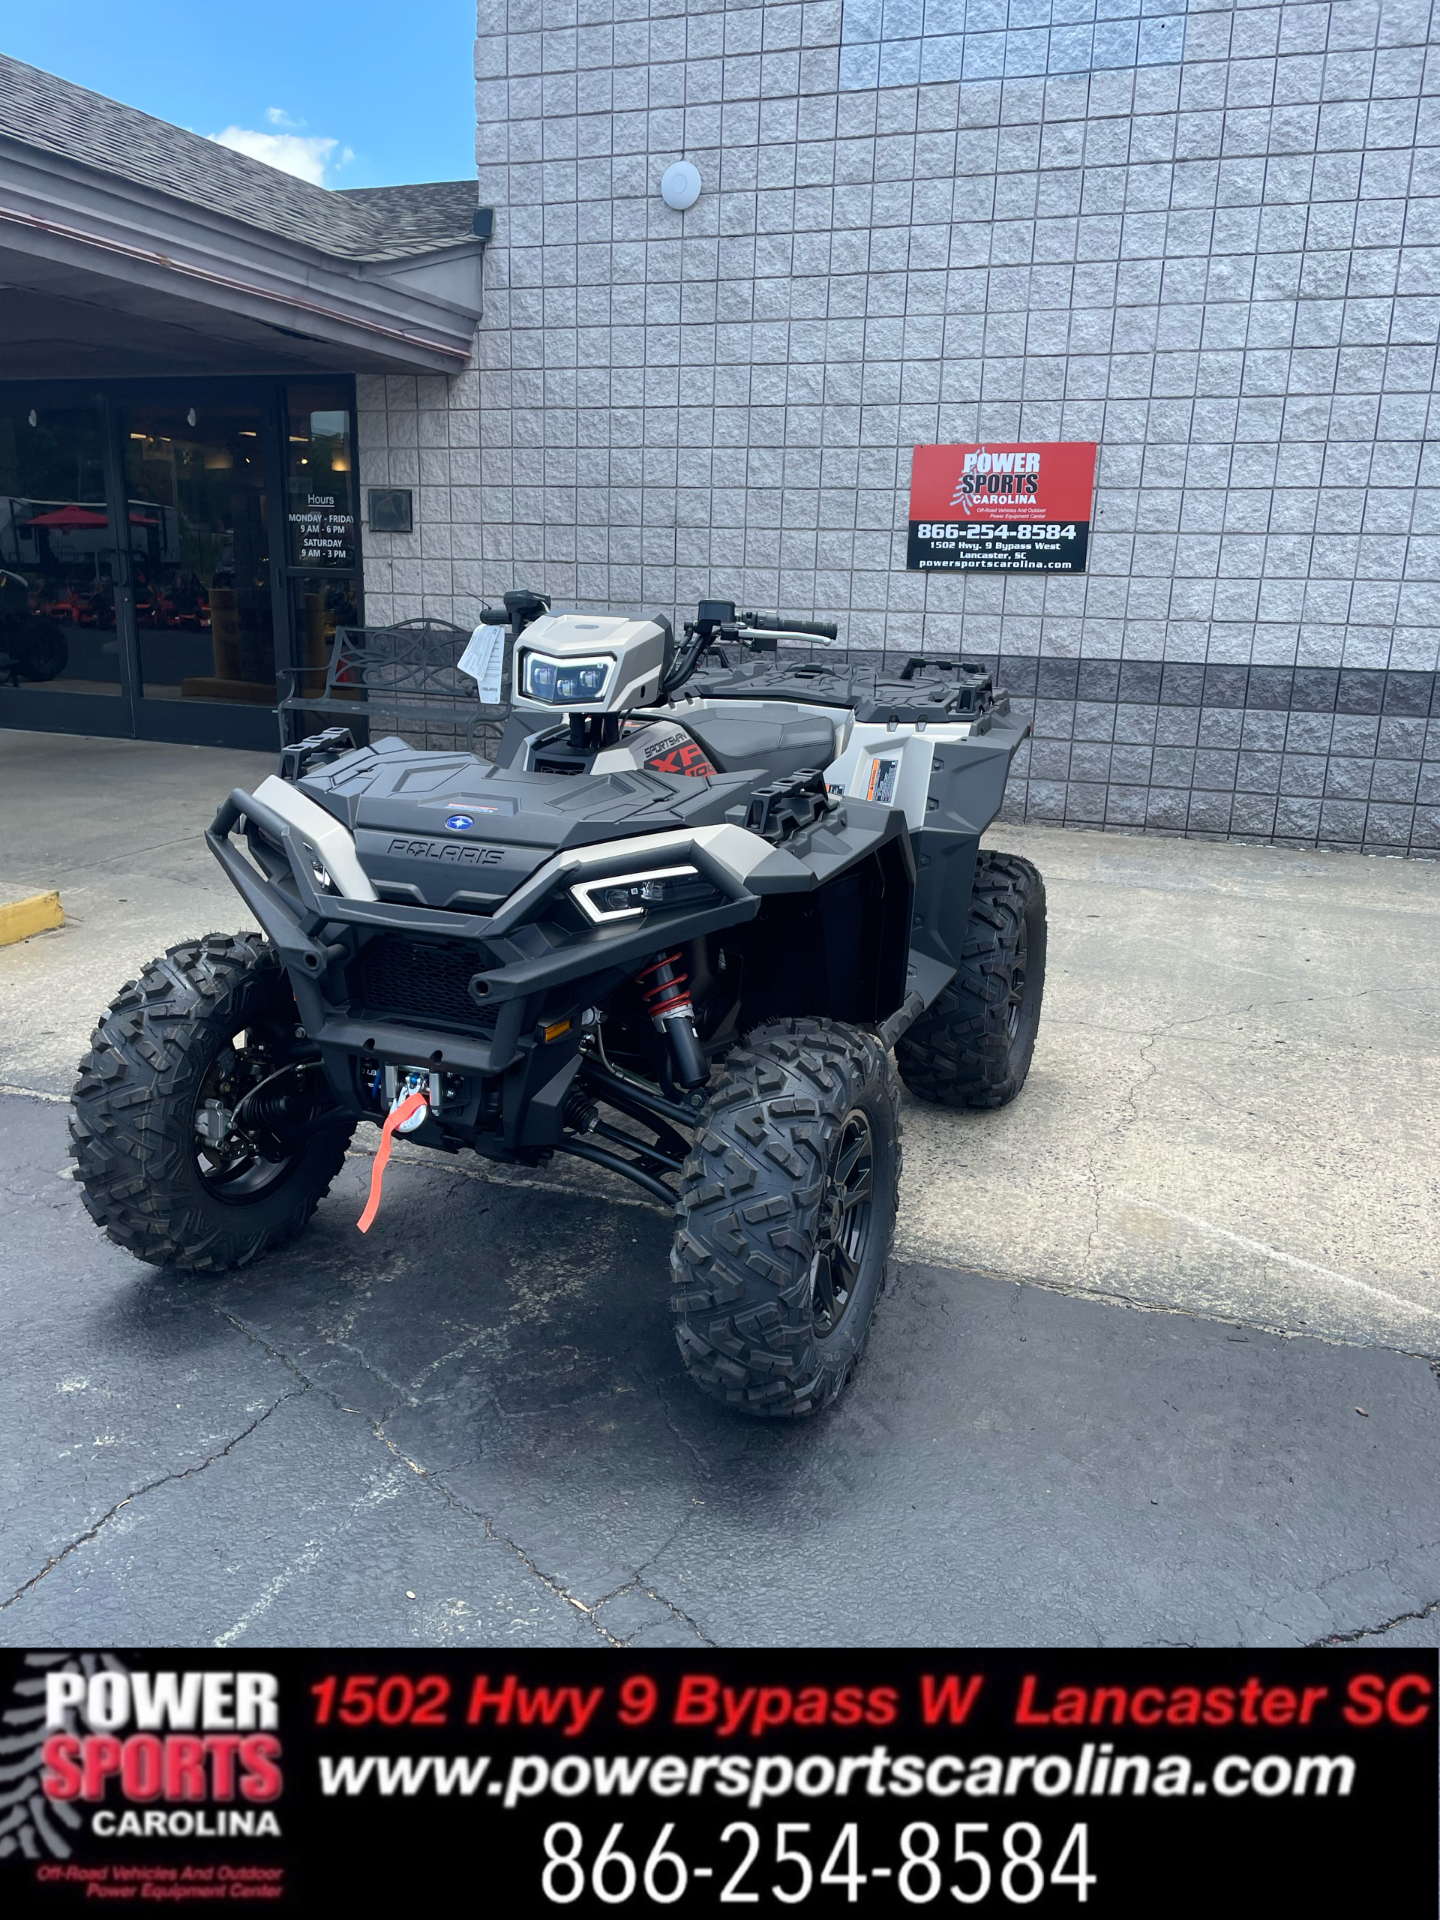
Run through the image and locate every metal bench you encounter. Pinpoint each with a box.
[277,616,511,757]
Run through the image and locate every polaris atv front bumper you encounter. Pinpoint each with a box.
[205,777,916,1165]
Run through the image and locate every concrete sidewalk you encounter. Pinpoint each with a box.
[3,728,1437,1357]
[0,730,277,1104]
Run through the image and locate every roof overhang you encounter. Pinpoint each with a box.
[0,137,484,378]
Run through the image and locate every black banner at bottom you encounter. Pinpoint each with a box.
[2,1649,1434,1914]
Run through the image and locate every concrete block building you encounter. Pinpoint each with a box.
[358,0,1440,854]
[5,10,1440,853]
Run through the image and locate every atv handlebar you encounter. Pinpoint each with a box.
[478,589,552,633]
[741,614,839,641]
[664,599,842,695]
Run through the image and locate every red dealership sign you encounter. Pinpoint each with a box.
[907,442,1098,572]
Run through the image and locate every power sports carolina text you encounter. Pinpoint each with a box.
[40,1670,284,1840]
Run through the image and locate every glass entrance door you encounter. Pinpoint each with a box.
[120,400,277,710]
[1,374,361,750]
[283,383,359,715]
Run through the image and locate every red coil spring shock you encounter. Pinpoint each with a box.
[636,951,692,1022]
[635,952,709,1089]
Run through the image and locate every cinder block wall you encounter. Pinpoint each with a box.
[357,0,1440,855]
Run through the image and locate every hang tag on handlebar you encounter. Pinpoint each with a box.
[457,625,506,702]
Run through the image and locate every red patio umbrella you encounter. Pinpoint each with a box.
[26,505,109,528]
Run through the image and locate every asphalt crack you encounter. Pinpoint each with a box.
[1076,1016,1163,1275]
[636,1584,714,1645]
[216,1306,620,1645]
[1311,1597,1439,1646]
[1301,1534,1440,1647]
[640,1369,712,1479]
[1,1391,299,1611]
[595,1574,716,1647]
[486,1525,624,1646]
[334,1341,420,1410]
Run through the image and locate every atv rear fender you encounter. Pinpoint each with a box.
[907,711,1030,985]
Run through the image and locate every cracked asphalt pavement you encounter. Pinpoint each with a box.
[3,1093,1437,1650]
[1,731,1438,1648]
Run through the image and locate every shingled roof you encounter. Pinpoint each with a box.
[0,54,478,263]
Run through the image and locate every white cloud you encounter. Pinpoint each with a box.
[208,124,345,186]
[265,106,304,129]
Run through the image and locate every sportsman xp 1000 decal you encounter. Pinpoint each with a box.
[907,443,1098,573]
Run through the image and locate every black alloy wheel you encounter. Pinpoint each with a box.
[809,1109,876,1339]
[671,1019,901,1418]
[193,1044,312,1201]
[1005,916,1029,1041]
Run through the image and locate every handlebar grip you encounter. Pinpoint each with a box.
[478,607,510,626]
[743,615,839,640]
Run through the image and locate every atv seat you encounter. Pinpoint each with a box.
[684,711,836,782]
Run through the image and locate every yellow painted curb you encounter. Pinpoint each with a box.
[0,891,65,946]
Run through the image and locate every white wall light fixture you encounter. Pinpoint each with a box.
[660,161,702,211]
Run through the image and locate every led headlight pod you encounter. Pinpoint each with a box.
[521,652,614,706]
[570,865,721,924]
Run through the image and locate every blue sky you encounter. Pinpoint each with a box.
[3,0,477,188]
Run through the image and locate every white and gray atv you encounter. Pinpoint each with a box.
[71,594,1045,1418]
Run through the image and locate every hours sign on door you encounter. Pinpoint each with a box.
[907,442,1098,573]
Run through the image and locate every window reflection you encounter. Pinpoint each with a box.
[0,396,122,694]
[286,385,355,571]
[290,573,359,700]
[284,384,358,713]
[122,405,276,703]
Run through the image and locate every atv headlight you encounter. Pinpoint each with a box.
[570,865,722,924]
[522,652,613,705]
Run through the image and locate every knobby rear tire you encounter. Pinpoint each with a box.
[896,850,1046,1110]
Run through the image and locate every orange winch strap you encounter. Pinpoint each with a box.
[357,1089,428,1233]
